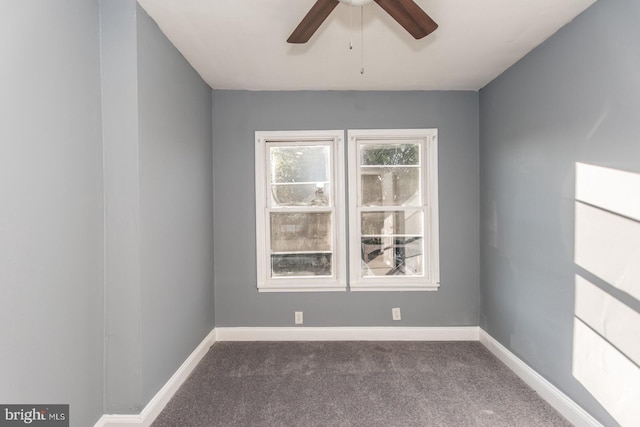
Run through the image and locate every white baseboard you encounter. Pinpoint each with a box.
[478,329,601,427]
[94,414,143,427]
[214,326,480,341]
[94,328,217,427]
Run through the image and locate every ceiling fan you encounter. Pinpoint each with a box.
[287,0,438,44]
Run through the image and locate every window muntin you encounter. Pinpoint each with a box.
[255,131,345,292]
[349,130,439,291]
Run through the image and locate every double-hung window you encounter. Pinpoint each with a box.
[255,128,438,292]
[348,129,439,291]
[255,131,346,292]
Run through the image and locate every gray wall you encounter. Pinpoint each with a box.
[0,1,105,426]
[101,1,215,413]
[479,0,640,425]
[0,0,214,421]
[100,0,143,413]
[137,6,215,405]
[212,91,479,327]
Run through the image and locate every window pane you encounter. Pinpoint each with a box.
[361,143,419,166]
[271,146,330,183]
[271,182,330,207]
[361,167,420,206]
[270,212,332,252]
[270,145,331,207]
[271,253,332,277]
[361,211,423,236]
[361,237,423,277]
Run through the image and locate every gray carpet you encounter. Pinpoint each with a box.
[152,341,572,427]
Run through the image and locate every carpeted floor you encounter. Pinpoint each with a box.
[152,341,572,427]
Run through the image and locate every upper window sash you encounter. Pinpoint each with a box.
[266,140,335,210]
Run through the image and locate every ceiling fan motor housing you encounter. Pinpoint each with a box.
[338,0,375,5]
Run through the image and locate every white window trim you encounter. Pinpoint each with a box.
[347,129,440,292]
[255,130,346,292]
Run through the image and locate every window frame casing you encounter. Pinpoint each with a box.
[347,129,440,291]
[255,130,346,292]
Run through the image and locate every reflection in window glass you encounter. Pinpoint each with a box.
[361,211,423,236]
[271,183,330,207]
[270,145,331,207]
[270,212,332,253]
[360,144,419,166]
[271,146,329,183]
[271,253,332,277]
[360,237,423,276]
[361,168,420,206]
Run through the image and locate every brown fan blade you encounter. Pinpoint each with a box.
[287,0,340,43]
[374,0,438,39]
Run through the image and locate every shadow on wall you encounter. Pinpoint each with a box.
[573,163,640,426]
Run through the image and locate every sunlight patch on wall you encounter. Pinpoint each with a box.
[574,202,640,301]
[575,275,640,366]
[573,318,640,426]
[574,163,640,426]
[576,162,640,221]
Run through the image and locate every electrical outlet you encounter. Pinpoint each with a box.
[392,307,401,321]
[295,311,303,325]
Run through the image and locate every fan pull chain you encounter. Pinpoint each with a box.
[360,5,365,74]
[349,2,353,50]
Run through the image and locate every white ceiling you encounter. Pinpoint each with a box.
[137,0,596,91]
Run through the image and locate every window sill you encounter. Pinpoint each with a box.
[257,283,439,292]
[258,286,347,293]
[349,283,440,292]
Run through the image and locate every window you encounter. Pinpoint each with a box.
[255,128,438,292]
[348,129,439,291]
[255,131,346,292]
